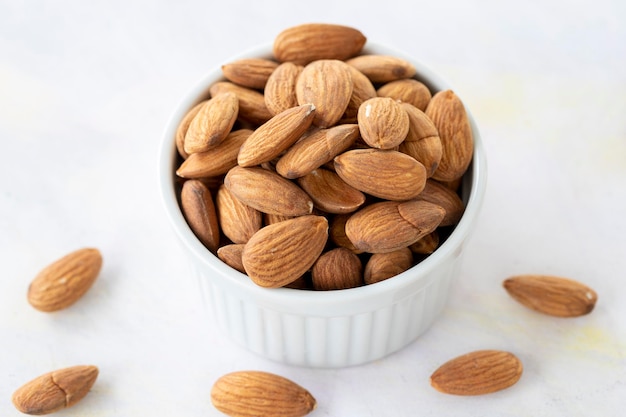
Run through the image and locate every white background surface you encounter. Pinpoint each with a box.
[1,1,625,416]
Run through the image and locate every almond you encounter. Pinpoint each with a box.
[222,58,279,90]
[340,65,377,123]
[217,244,246,273]
[296,59,353,128]
[364,248,413,285]
[334,149,427,201]
[176,129,252,179]
[209,81,273,126]
[376,79,432,111]
[345,200,445,253]
[425,90,474,182]
[28,248,102,312]
[12,365,99,415]
[357,97,409,149]
[297,168,366,214]
[414,179,465,226]
[311,247,363,290]
[184,92,239,154]
[211,370,316,417]
[345,54,416,83]
[224,166,313,216]
[237,103,316,167]
[242,215,328,287]
[264,212,294,226]
[398,102,442,177]
[180,179,220,252]
[430,350,523,395]
[264,62,303,116]
[273,23,366,65]
[216,185,262,244]
[503,274,598,317]
[329,214,363,254]
[409,230,440,255]
[276,124,359,179]
[175,100,206,159]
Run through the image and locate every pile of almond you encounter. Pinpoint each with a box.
[174,23,474,290]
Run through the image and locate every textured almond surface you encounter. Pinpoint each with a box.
[503,275,598,317]
[399,102,442,177]
[217,244,246,273]
[377,79,432,111]
[209,81,273,126]
[211,370,316,417]
[175,100,206,159]
[297,168,365,214]
[311,247,363,290]
[28,248,102,312]
[430,350,523,395]
[273,23,366,65]
[184,92,239,153]
[414,179,465,226]
[216,185,262,244]
[12,365,99,415]
[180,179,220,252]
[357,97,410,149]
[364,248,413,285]
[264,62,303,115]
[242,215,328,287]
[346,54,416,83]
[222,58,279,90]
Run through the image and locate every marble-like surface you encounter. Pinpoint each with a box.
[1,1,625,415]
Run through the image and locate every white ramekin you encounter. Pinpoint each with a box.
[159,42,487,368]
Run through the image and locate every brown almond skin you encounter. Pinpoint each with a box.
[180,179,220,252]
[503,275,598,317]
[430,350,523,396]
[273,23,366,65]
[222,58,279,90]
[311,248,363,290]
[425,90,474,182]
[175,100,206,159]
[297,168,365,214]
[217,244,246,273]
[329,214,363,254]
[216,185,262,244]
[176,129,252,179]
[224,166,313,216]
[399,103,442,177]
[377,79,432,111]
[264,62,303,115]
[12,365,99,415]
[238,103,316,167]
[242,215,328,288]
[413,179,465,226]
[28,248,102,312]
[357,97,410,149]
[364,248,413,285]
[209,81,273,126]
[409,230,440,255]
[184,92,239,154]
[340,65,377,123]
[276,124,360,179]
[296,59,353,128]
[345,54,416,83]
[211,370,316,417]
[345,200,445,253]
[334,149,427,201]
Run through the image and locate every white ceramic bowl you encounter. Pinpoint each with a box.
[159,42,487,368]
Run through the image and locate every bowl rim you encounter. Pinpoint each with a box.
[158,41,487,313]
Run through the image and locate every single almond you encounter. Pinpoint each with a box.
[311,247,363,290]
[224,166,313,216]
[503,275,598,317]
[340,65,377,123]
[329,213,363,254]
[12,365,99,415]
[184,92,239,154]
[357,97,409,149]
[264,212,294,226]
[345,54,416,83]
[414,179,465,226]
[222,58,279,90]
[176,129,252,179]
[264,62,303,115]
[297,168,365,214]
[216,185,262,244]
[409,230,440,255]
[376,79,432,111]
[425,90,474,182]
[217,244,246,273]
[364,248,413,285]
[242,215,328,287]
[28,248,102,312]
[237,103,316,167]
[276,124,359,179]
[175,100,206,159]
[273,23,366,65]
[180,179,220,252]
[430,350,523,395]
[296,59,353,128]
[345,200,445,253]
[334,149,427,201]
[209,81,273,126]
[211,370,316,417]
[398,102,442,177]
